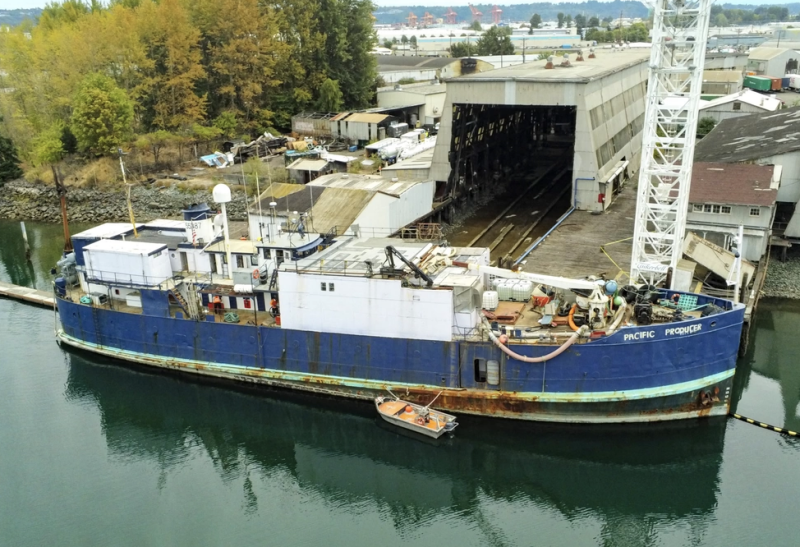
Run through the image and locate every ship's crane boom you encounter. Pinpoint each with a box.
[460,263,601,292]
[629,0,712,288]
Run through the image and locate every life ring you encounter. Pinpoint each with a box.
[252,269,259,280]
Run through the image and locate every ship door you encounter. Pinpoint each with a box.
[460,343,501,390]
[180,252,189,271]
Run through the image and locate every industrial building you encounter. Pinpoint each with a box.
[701,70,742,96]
[248,174,434,240]
[377,82,447,127]
[704,52,748,72]
[746,47,799,78]
[694,107,800,240]
[376,57,493,84]
[428,49,649,213]
[698,89,782,123]
[687,163,780,262]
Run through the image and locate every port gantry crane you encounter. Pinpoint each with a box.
[629,0,712,288]
[491,5,502,24]
[444,7,457,24]
[407,11,418,28]
[468,4,483,23]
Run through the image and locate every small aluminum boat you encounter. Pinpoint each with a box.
[375,394,458,439]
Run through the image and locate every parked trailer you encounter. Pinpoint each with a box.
[786,74,800,91]
[743,75,772,92]
[770,77,782,91]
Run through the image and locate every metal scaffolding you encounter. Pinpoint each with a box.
[629,0,712,287]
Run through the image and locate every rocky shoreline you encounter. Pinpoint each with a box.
[762,253,800,300]
[0,179,249,224]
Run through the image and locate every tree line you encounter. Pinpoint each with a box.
[0,0,377,168]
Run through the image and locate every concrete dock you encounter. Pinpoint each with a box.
[0,281,56,308]
[519,183,636,281]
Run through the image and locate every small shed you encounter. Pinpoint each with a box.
[286,158,336,184]
[291,112,337,137]
[83,239,173,286]
[332,112,396,144]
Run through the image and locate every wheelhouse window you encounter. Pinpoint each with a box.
[750,207,761,216]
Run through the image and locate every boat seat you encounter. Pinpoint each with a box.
[379,400,408,415]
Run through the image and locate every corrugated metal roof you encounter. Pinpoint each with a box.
[344,113,389,124]
[694,107,800,163]
[307,188,374,233]
[702,70,741,83]
[331,112,350,121]
[257,182,306,201]
[309,173,423,197]
[690,163,777,207]
[748,47,793,61]
[286,158,329,171]
[699,89,781,112]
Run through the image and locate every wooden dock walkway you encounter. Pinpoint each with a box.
[518,183,636,282]
[0,281,56,308]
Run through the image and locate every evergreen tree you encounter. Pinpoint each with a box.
[557,12,565,28]
[449,42,477,57]
[70,73,134,155]
[317,79,343,112]
[529,13,542,31]
[137,0,206,130]
[0,135,23,184]
[476,26,514,56]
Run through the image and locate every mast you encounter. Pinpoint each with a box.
[629,0,712,287]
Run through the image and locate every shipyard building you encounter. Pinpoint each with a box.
[429,49,650,213]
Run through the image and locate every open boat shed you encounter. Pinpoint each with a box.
[286,158,337,184]
[429,49,650,213]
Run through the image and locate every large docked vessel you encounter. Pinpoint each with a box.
[53,191,745,423]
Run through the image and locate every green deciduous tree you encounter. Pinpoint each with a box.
[70,73,134,155]
[588,16,600,27]
[476,26,514,56]
[213,111,239,138]
[529,13,542,30]
[409,35,418,53]
[449,42,478,57]
[317,79,344,112]
[32,123,65,166]
[135,130,174,166]
[468,20,482,31]
[697,117,717,138]
[557,12,565,28]
[0,135,24,184]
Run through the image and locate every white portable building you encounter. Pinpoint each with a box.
[83,239,173,286]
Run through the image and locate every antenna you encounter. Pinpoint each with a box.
[213,184,233,278]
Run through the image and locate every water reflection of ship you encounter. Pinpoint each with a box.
[737,300,800,432]
[65,349,726,542]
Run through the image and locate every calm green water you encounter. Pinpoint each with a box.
[1,220,798,547]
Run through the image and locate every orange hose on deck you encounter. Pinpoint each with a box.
[568,304,580,332]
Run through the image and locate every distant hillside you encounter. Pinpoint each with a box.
[374,2,800,25]
[0,9,42,27]
[374,2,650,25]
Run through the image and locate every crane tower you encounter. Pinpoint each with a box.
[444,8,457,24]
[629,0,712,288]
[491,5,502,24]
[469,4,483,23]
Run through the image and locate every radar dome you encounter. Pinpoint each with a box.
[212,184,231,203]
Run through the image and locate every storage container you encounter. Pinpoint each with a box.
[492,278,513,301]
[511,280,533,302]
[743,75,772,92]
[482,291,499,310]
[770,77,782,91]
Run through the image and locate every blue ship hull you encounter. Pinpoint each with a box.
[55,295,745,423]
